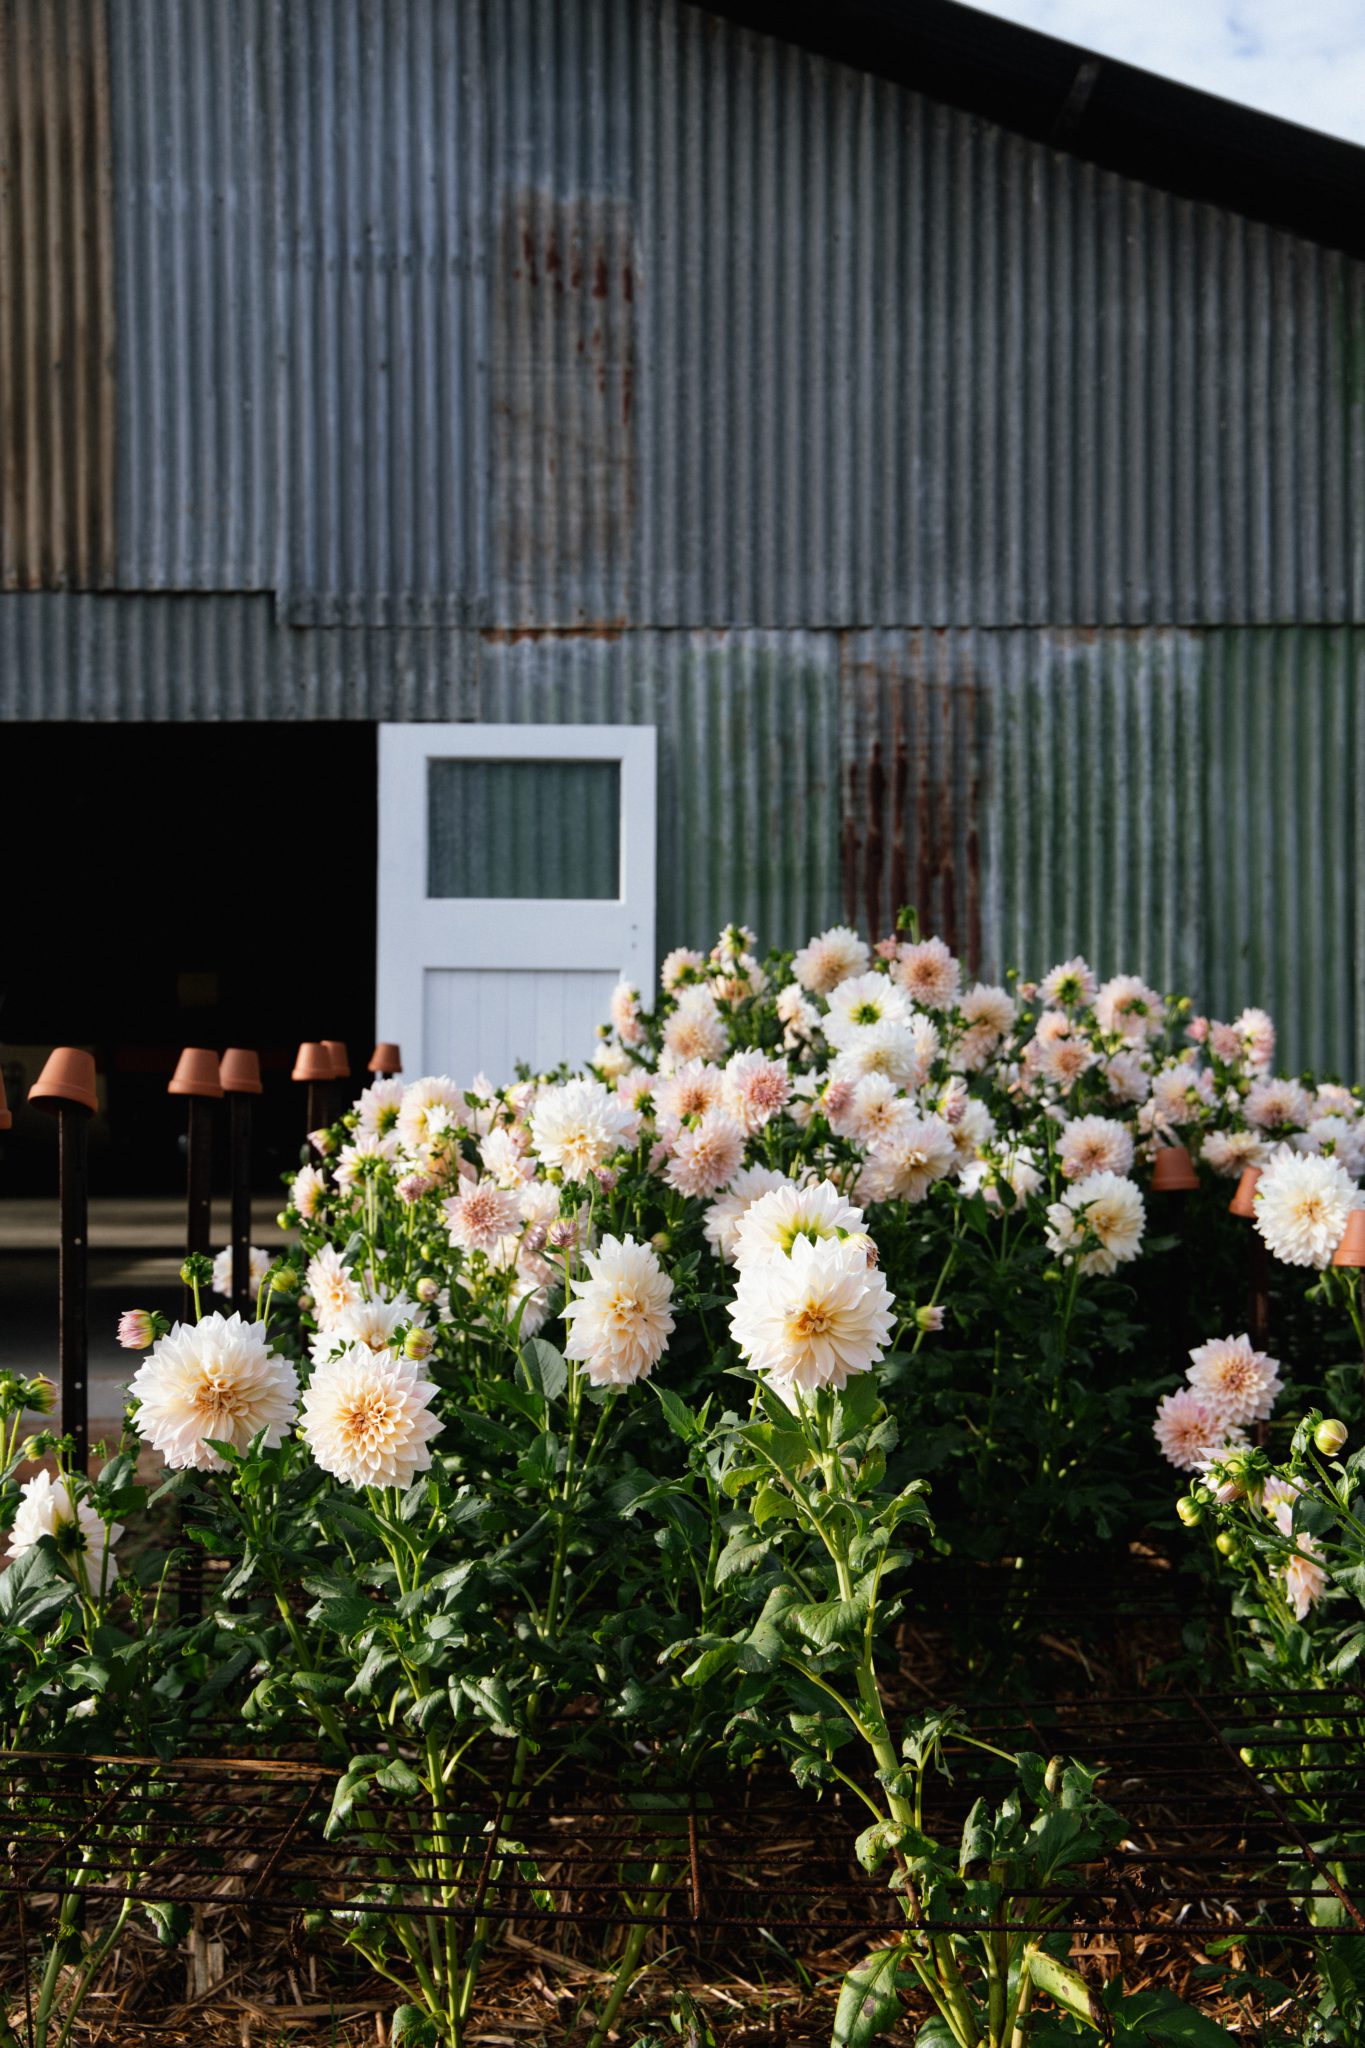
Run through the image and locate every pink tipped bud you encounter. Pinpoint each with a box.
[1315,1418,1348,1457]
[874,936,900,960]
[415,1275,441,1305]
[403,1326,434,1362]
[308,1129,335,1156]
[397,1171,436,1204]
[1186,1015,1210,1044]
[595,1166,619,1192]
[916,1304,946,1333]
[1214,1476,1244,1506]
[117,1309,156,1351]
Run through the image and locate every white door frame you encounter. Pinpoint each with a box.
[377,722,657,1080]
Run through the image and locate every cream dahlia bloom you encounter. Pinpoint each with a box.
[291,1163,328,1220]
[662,986,728,1064]
[859,1114,957,1206]
[1246,1078,1312,1131]
[791,925,869,995]
[702,1165,792,1263]
[1153,1388,1235,1473]
[830,1015,938,1090]
[729,1235,894,1395]
[665,1111,746,1198]
[443,1178,524,1253]
[1201,1128,1267,1178]
[1040,957,1097,1009]
[1103,1051,1152,1105]
[609,980,646,1046]
[306,1244,363,1331]
[1255,1150,1358,1268]
[562,1234,675,1387]
[310,1293,425,1366]
[661,946,706,991]
[1234,1006,1277,1069]
[733,1180,868,1270]
[129,1313,299,1472]
[1185,1333,1282,1428]
[654,1060,724,1125]
[722,1050,791,1133]
[7,1471,123,1592]
[1039,1036,1097,1088]
[301,1346,442,1488]
[530,1077,636,1181]
[355,1078,404,1140]
[397,1076,465,1156]
[1044,1171,1145,1275]
[1095,974,1164,1041]
[1057,1115,1134,1182]
[211,1244,272,1300]
[1296,1116,1365,1178]
[893,937,961,1012]
[480,1124,535,1188]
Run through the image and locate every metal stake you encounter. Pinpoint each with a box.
[183,1097,214,1324]
[228,1091,253,1317]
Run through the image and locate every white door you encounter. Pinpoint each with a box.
[377,723,656,1084]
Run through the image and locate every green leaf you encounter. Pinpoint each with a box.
[1104,1985,1238,2044]
[752,1482,799,1528]
[790,1584,872,1649]
[376,1757,425,1797]
[653,1384,700,1441]
[833,1945,908,2048]
[518,1339,567,1404]
[144,1901,191,1948]
[391,2006,442,2047]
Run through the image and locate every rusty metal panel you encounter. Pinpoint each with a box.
[275,0,487,625]
[474,627,844,955]
[109,0,278,589]
[0,0,115,589]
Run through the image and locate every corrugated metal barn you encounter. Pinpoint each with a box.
[3,0,1365,1187]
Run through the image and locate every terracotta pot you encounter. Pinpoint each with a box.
[322,1040,351,1079]
[168,1047,224,1100]
[0,1068,11,1131]
[368,1041,402,1076]
[1227,1165,1263,1219]
[219,1047,263,1096]
[29,1047,99,1115]
[292,1041,333,1083]
[1151,1143,1199,1192]
[1333,1210,1365,1268]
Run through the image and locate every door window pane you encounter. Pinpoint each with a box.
[427,757,621,899]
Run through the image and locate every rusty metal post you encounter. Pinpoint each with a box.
[27,1050,99,1473]
[220,1051,262,1319]
[58,1106,91,1473]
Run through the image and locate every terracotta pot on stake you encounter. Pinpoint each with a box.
[169,1049,223,1323]
[292,1042,333,1141]
[29,1049,99,1471]
[219,1050,262,1317]
[1333,1211,1365,1387]
[1151,1143,1198,1372]
[1227,1167,1269,1351]
[368,1042,402,1080]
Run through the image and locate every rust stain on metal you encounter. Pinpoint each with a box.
[480,623,626,644]
[0,0,116,590]
[492,189,638,621]
[840,633,987,966]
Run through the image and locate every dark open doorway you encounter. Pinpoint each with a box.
[0,721,378,1199]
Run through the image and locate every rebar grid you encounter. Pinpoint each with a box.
[2,1687,1360,1947]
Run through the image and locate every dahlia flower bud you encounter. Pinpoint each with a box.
[298,1292,315,1313]
[396,1172,436,1204]
[415,1276,441,1305]
[308,1129,335,1156]
[650,1231,672,1254]
[21,1375,57,1415]
[117,1309,158,1351]
[1175,1495,1203,1527]
[403,1326,434,1362]
[1215,1531,1240,1559]
[915,1304,945,1333]
[179,1252,213,1289]
[270,1266,300,1294]
[595,1166,619,1192]
[276,1210,292,1231]
[1315,1417,1348,1457]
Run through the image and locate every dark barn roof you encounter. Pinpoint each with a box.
[709,0,1365,260]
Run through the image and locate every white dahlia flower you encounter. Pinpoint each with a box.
[397,1076,465,1157]
[301,1346,442,1489]
[1057,1115,1135,1182]
[609,980,646,1046]
[1201,1128,1267,1178]
[562,1234,674,1387]
[825,972,911,1048]
[1044,1172,1145,1275]
[702,1165,792,1263]
[355,1078,404,1140]
[1185,1333,1283,1428]
[1039,957,1097,1009]
[729,1235,894,1396]
[7,1471,123,1593]
[1296,1116,1365,1178]
[480,1124,534,1188]
[665,1111,746,1198]
[211,1244,272,1300]
[129,1313,299,1472]
[791,925,869,995]
[1040,1037,1097,1088]
[291,1163,328,1220]
[1233,1007,1277,1069]
[893,937,961,1012]
[733,1180,868,1270]
[1246,1079,1312,1131]
[310,1294,425,1367]
[1103,1051,1152,1105]
[660,946,706,991]
[1255,1149,1358,1268]
[530,1077,636,1181]
[830,1016,936,1089]
[654,1060,724,1125]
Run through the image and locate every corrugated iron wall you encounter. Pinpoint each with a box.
[3,0,1365,1073]
[0,0,116,589]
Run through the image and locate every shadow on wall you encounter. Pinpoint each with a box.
[0,722,377,1197]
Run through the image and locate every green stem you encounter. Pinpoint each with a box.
[582,1861,674,2048]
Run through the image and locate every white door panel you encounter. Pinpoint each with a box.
[378,724,656,1084]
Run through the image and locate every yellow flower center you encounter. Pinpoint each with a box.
[339,1391,396,1447]
[792,1304,832,1338]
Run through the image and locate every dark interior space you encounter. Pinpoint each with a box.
[0,721,378,1200]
